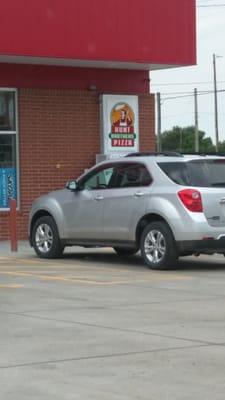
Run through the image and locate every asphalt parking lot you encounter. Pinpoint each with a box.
[1,242,225,399]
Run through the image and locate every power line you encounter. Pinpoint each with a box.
[197,0,225,2]
[152,81,225,86]
[161,89,225,101]
[197,0,225,7]
[197,4,225,7]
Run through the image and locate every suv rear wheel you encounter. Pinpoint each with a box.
[140,221,177,270]
[32,216,64,259]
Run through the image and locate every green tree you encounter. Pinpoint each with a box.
[160,126,215,153]
[218,141,225,153]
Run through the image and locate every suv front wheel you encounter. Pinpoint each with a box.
[140,221,177,270]
[32,216,64,259]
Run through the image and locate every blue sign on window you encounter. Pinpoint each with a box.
[0,168,17,208]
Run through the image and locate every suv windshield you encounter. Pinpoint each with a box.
[158,159,225,187]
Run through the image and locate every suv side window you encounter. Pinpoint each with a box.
[115,163,152,188]
[81,166,115,190]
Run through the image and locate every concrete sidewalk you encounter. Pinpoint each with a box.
[1,240,225,263]
[1,240,225,399]
[0,240,115,258]
[0,240,33,257]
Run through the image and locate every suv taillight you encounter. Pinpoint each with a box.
[178,189,203,213]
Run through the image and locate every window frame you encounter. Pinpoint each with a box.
[78,161,152,191]
[78,163,117,191]
[0,88,19,211]
[157,159,225,188]
[113,161,153,188]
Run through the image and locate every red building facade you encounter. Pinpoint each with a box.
[0,0,196,239]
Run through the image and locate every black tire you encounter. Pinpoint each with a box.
[113,247,138,256]
[32,216,65,259]
[140,221,178,270]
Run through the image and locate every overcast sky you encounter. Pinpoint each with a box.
[151,0,225,144]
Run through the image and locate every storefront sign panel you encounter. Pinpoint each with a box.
[102,95,139,156]
[0,168,17,208]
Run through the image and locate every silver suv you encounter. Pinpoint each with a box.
[29,153,225,270]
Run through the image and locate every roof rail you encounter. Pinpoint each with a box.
[125,151,182,157]
[181,152,225,157]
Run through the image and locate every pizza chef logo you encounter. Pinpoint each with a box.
[109,102,136,147]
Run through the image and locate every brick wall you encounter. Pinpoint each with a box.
[139,94,155,151]
[0,89,155,240]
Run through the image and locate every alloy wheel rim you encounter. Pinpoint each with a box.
[144,229,166,264]
[35,223,53,253]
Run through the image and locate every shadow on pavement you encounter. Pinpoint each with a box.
[178,256,225,272]
[47,250,225,273]
[62,251,146,270]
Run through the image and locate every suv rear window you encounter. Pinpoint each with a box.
[158,159,225,187]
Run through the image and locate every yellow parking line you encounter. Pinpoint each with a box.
[0,270,191,286]
[0,258,45,265]
[0,271,126,285]
[0,258,97,268]
[0,284,24,289]
[0,257,193,281]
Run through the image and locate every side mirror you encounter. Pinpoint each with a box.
[66,180,79,191]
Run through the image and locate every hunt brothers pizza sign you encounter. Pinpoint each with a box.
[111,103,135,147]
[102,95,139,156]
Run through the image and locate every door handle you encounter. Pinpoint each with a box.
[134,192,144,197]
[94,195,104,201]
[219,198,225,204]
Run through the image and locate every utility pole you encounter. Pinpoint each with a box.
[213,53,219,152]
[179,128,183,153]
[194,88,199,152]
[156,92,161,152]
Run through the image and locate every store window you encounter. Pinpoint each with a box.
[0,90,18,210]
